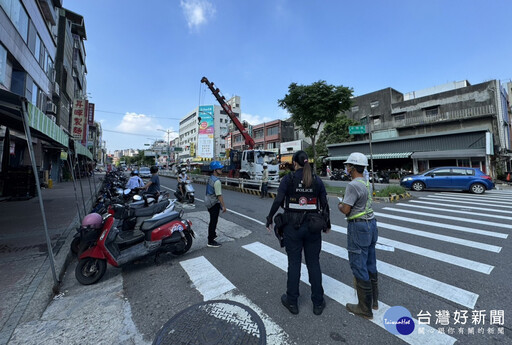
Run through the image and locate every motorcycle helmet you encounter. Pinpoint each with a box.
[181,168,187,173]
[263,163,268,168]
[210,160,224,171]
[81,213,103,229]
[344,152,368,167]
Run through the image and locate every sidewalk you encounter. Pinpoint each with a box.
[0,176,101,345]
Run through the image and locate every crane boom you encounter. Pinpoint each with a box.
[200,77,255,149]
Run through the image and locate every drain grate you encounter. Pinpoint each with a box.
[153,300,266,345]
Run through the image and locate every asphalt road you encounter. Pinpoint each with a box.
[122,175,511,345]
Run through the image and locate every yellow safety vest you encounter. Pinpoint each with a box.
[347,179,374,220]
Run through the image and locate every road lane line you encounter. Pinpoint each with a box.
[426,195,512,209]
[374,212,508,238]
[409,200,512,215]
[378,222,501,253]
[330,225,494,274]
[180,256,291,345]
[321,241,479,308]
[180,256,236,300]
[243,242,456,345]
[436,192,512,201]
[395,203,512,220]
[381,207,511,230]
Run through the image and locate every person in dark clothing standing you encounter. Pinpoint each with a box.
[266,150,331,315]
[205,161,227,248]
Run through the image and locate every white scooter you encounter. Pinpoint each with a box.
[175,180,195,204]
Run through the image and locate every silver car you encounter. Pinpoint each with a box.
[139,167,152,178]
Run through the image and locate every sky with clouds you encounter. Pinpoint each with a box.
[65,0,512,152]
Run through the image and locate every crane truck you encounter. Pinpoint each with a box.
[200,77,280,182]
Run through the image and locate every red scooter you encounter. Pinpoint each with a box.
[75,209,195,285]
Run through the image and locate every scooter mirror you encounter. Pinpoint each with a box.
[133,195,142,201]
[124,188,131,195]
[179,209,185,218]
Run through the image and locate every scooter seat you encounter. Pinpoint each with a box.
[131,200,168,217]
[115,230,145,246]
[140,211,180,231]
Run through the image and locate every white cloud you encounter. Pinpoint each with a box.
[180,0,215,29]
[241,112,274,125]
[116,112,156,133]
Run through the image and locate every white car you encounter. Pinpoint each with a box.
[139,167,152,178]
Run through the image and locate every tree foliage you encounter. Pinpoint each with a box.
[316,115,360,156]
[278,80,353,170]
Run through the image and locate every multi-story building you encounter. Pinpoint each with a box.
[230,119,294,152]
[177,96,240,163]
[327,80,511,177]
[55,7,86,131]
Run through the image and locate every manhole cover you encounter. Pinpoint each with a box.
[153,300,266,345]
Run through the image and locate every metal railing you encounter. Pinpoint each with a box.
[159,171,280,189]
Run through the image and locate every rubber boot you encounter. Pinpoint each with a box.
[346,278,373,319]
[369,271,379,310]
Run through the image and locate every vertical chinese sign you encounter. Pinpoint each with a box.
[197,105,214,159]
[72,99,87,145]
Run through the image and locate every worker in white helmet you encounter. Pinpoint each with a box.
[338,152,379,320]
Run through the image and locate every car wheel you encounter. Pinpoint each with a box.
[411,181,425,192]
[470,183,485,194]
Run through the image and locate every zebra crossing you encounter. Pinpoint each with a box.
[179,190,512,345]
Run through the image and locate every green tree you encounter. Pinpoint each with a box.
[278,80,353,171]
[317,114,360,155]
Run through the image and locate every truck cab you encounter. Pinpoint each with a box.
[240,150,279,181]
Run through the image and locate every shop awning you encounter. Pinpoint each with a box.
[327,152,412,161]
[74,140,93,159]
[0,89,69,148]
[411,149,486,159]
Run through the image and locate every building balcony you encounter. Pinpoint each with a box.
[374,104,496,131]
[38,0,56,25]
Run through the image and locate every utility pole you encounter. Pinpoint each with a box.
[369,110,375,193]
[157,129,174,169]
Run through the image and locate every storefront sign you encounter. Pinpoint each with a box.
[72,99,87,145]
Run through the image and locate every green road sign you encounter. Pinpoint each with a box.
[349,125,367,134]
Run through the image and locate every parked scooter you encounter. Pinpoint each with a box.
[174,180,195,204]
[330,169,350,181]
[75,210,195,285]
[71,198,177,255]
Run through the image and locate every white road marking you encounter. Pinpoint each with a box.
[381,207,511,230]
[374,212,508,238]
[321,241,478,308]
[395,203,512,220]
[330,225,494,274]
[410,200,512,215]
[180,256,236,300]
[426,195,512,209]
[180,256,291,345]
[243,242,456,345]
[436,192,512,201]
[378,222,501,253]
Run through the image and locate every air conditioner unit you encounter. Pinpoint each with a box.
[52,82,60,96]
[46,102,57,114]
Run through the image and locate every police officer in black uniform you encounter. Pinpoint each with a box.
[266,150,331,315]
